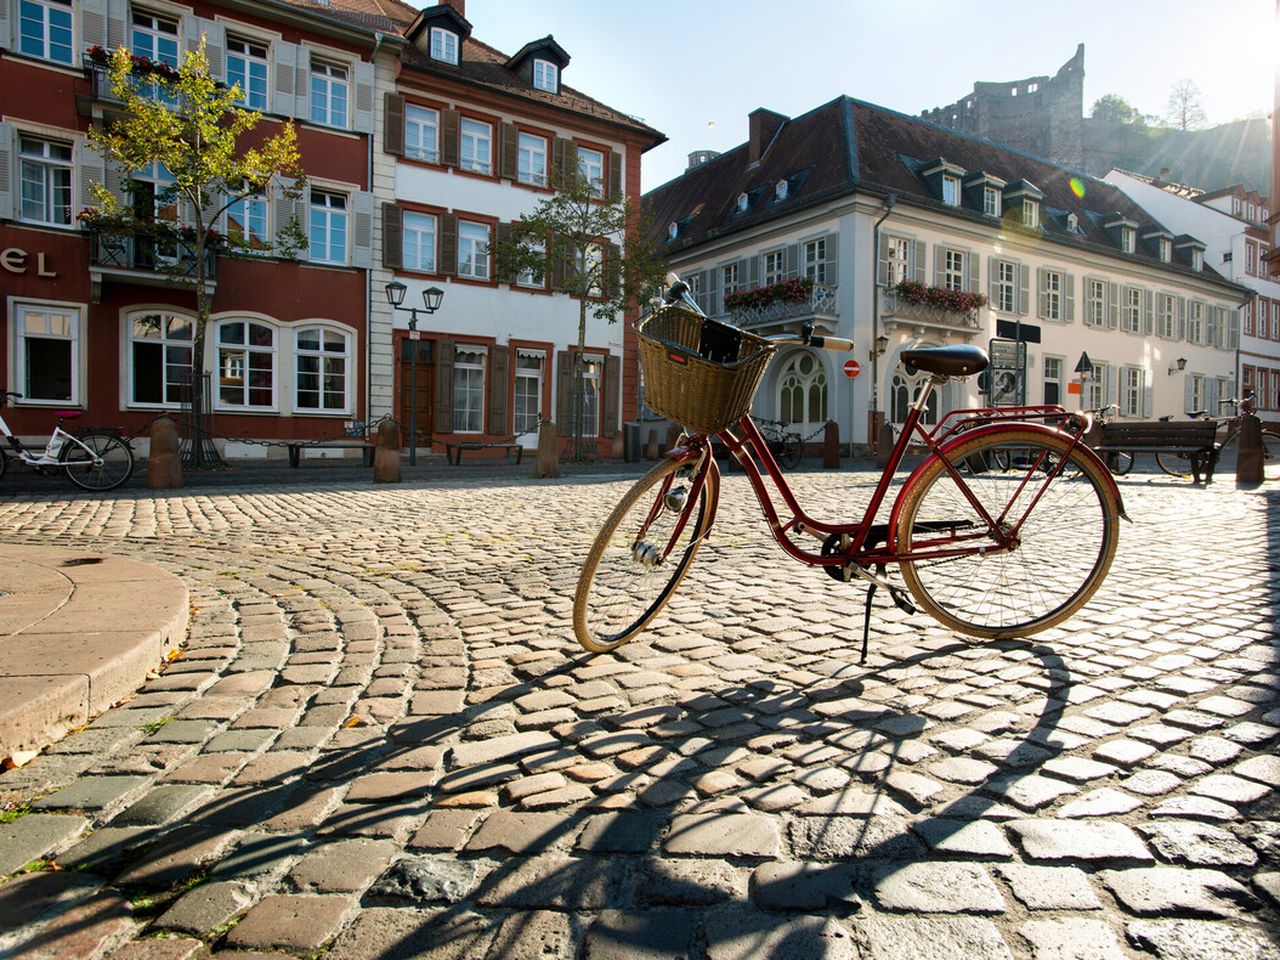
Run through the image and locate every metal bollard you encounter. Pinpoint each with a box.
[373,419,401,483]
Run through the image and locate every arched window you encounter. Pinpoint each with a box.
[215,319,277,410]
[777,351,827,426]
[890,372,938,427]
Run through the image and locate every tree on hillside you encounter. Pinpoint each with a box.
[85,40,306,465]
[1091,94,1144,125]
[1165,79,1208,131]
[489,165,665,460]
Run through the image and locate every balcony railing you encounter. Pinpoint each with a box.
[84,59,124,105]
[88,228,216,282]
[882,289,982,334]
[728,282,838,329]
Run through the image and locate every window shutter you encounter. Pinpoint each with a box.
[1204,376,1219,411]
[1216,306,1228,348]
[823,232,838,283]
[1103,364,1115,405]
[605,241,622,298]
[381,203,402,269]
[499,122,518,181]
[707,267,721,316]
[966,248,978,293]
[271,41,299,118]
[1106,282,1119,329]
[1228,307,1241,350]
[487,344,509,435]
[603,354,621,435]
[182,13,199,56]
[912,239,927,284]
[556,350,574,436]
[608,150,622,201]
[1184,374,1194,414]
[1142,289,1153,335]
[549,235,567,290]
[1036,267,1047,319]
[553,137,573,188]
[272,176,302,255]
[438,213,458,276]
[80,0,126,51]
[785,243,799,278]
[1017,263,1030,316]
[441,110,460,167]
[987,257,998,305]
[1176,297,1186,340]
[876,233,888,286]
[0,123,12,221]
[434,340,455,433]
[1143,372,1153,418]
[384,93,405,156]
[745,255,759,289]
[1063,273,1075,322]
[352,60,375,133]
[351,190,374,268]
[933,245,945,289]
[0,0,11,49]
[294,46,311,119]
[202,18,225,80]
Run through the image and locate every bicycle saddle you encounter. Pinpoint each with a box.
[56,410,82,420]
[901,344,989,377]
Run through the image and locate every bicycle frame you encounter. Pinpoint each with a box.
[0,410,104,468]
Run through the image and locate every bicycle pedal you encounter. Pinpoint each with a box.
[888,586,917,616]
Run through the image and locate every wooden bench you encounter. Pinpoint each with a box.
[1096,420,1219,482]
[287,441,375,468]
[443,441,525,466]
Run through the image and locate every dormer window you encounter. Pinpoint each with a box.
[983,187,1000,217]
[1159,238,1171,262]
[942,174,961,207]
[667,222,679,242]
[430,27,459,64]
[736,192,749,213]
[532,58,558,93]
[1121,227,1135,254]
[1022,201,1039,229]
[1192,248,1203,272]
[1066,213,1079,233]
[775,179,789,201]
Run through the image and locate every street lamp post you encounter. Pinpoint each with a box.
[385,281,444,466]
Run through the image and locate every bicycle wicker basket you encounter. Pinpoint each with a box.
[637,304,776,435]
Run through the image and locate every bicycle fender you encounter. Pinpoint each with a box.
[887,422,1128,552]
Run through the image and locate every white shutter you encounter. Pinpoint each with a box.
[933,245,945,288]
[1063,273,1075,322]
[1142,371,1153,418]
[271,41,298,118]
[966,247,978,293]
[1142,289,1154,336]
[351,190,374,268]
[1106,282,1119,329]
[1018,263,1030,316]
[106,0,126,49]
[877,233,888,286]
[78,140,106,211]
[1228,308,1241,350]
[912,239,926,283]
[1176,297,1186,340]
[295,46,312,122]
[352,60,375,134]
[823,232,838,284]
[1184,375,1195,414]
[201,17,226,80]
[80,0,107,49]
[0,122,13,221]
[0,0,11,52]
[1036,267,1047,319]
[273,177,303,256]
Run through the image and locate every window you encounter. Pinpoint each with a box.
[452,346,486,433]
[804,238,827,285]
[402,211,436,272]
[576,243,604,297]
[763,250,786,286]
[295,326,350,412]
[310,60,349,129]
[777,351,828,425]
[943,248,965,291]
[886,237,910,285]
[1041,270,1064,321]
[775,179,789,201]
[1206,307,1222,348]
[516,239,544,287]
[130,313,192,406]
[19,0,74,64]
[941,174,960,207]
[1247,241,1257,276]
[983,187,1001,217]
[1122,287,1141,333]
[892,372,938,427]
[18,136,72,226]
[1043,356,1062,407]
[517,132,547,186]
[1086,278,1106,327]
[216,320,275,409]
[460,118,492,174]
[1157,294,1176,338]
[132,11,179,69]
[1027,81,1039,93]
[1067,213,1079,233]
[1085,361,1110,411]
[430,27,459,64]
[721,262,740,297]
[1158,238,1171,263]
[227,36,269,110]
[995,260,1016,313]
[578,147,605,197]
[457,220,489,279]
[514,350,544,435]
[1188,373,1205,414]
[1121,367,1144,417]
[580,357,601,437]
[131,160,178,264]
[15,303,78,403]
[226,193,269,252]
[1187,301,1204,344]
[404,105,440,163]
[1191,248,1203,272]
[309,190,347,264]
[532,59,558,92]
[1121,228,1135,254]
[1022,201,1039,229]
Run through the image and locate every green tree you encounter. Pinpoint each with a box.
[1164,79,1208,131]
[489,165,665,459]
[86,40,305,463]
[1090,94,1143,125]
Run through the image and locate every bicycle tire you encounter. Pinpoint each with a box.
[1155,451,1193,479]
[61,432,134,491]
[895,429,1120,639]
[574,457,717,653]
[778,433,803,470]
[1263,429,1280,482]
[1107,451,1134,476]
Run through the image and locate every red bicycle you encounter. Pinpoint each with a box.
[573,278,1126,658]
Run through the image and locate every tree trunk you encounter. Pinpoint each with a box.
[190,232,210,467]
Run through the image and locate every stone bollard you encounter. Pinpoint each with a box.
[147,414,183,489]
[823,420,839,469]
[644,430,659,460]
[535,419,559,478]
[876,421,895,470]
[1236,412,1264,487]
[609,432,624,460]
[373,419,401,483]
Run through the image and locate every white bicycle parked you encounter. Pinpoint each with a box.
[1,390,134,491]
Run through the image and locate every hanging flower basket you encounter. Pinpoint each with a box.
[894,280,988,313]
[725,275,814,312]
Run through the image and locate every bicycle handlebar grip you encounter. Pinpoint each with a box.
[665,280,690,303]
[808,335,855,352]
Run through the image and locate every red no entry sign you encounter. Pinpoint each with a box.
[843,358,861,378]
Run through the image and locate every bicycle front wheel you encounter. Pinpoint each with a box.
[1155,451,1192,479]
[896,429,1120,639]
[1263,430,1280,482]
[574,457,717,654]
[61,432,134,491]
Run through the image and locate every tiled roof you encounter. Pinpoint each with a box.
[286,0,416,31]
[647,95,1242,290]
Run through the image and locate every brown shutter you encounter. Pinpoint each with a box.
[608,150,622,201]
[556,350,574,436]
[439,213,458,276]
[500,122,518,181]
[553,137,573,189]
[603,353,621,436]
[381,203,403,269]
[441,109,460,167]
[494,222,512,282]
[488,344,509,435]
[434,339,455,433]
[550,234,566,290]
[605,241,622,298]
[384,93,405,156]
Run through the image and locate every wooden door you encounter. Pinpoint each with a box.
[398,339,435,451]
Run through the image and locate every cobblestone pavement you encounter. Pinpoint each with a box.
[0,463,1277,960]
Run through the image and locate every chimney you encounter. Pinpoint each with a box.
[748,108,788,165]
[687,149,721,170]
[442,0,465,16]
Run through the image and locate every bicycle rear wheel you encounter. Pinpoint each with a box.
[1108,451,1134,475]
[574,457,717,653]
[1155,451,1192,479]
[777,433,803,469]
[1263,430,1280,482]
[895,429,1119,639]
[61,432,134,491]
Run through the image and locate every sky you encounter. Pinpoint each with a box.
[463,0,1276,193]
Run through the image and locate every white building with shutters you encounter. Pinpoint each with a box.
[0,0,384,453]
[645,99,1251,449]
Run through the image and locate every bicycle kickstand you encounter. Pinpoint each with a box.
[860,583,876,664]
